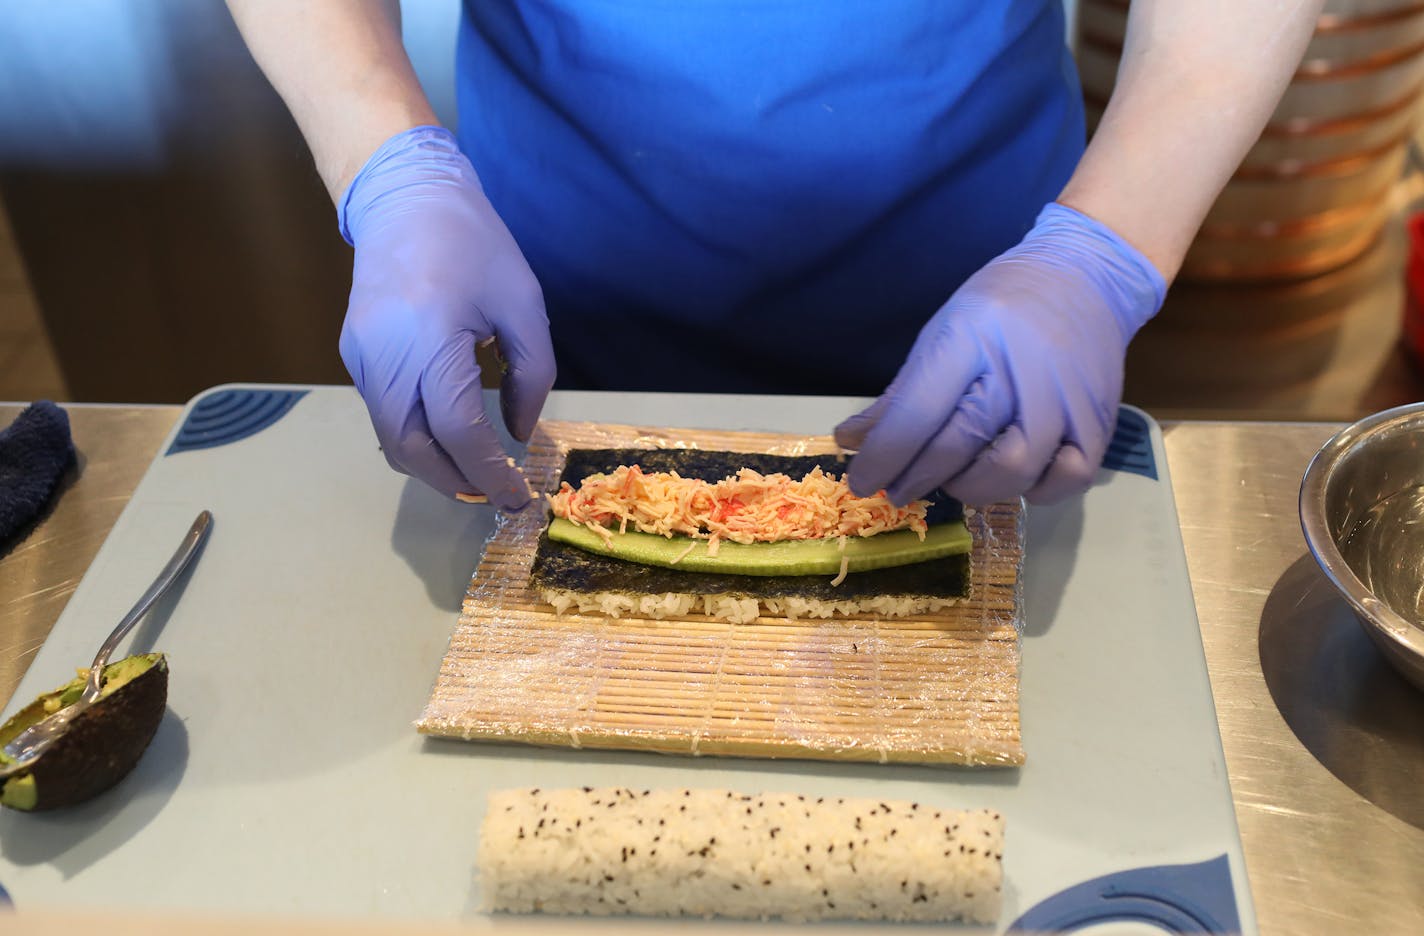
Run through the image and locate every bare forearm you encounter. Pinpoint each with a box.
[1059,0,1323,280]
[225,0,437,200]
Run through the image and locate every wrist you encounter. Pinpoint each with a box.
[319,92,439,201]
[1031,201,1168,339]
[337,125,473,246]
[1055,184,1190,284]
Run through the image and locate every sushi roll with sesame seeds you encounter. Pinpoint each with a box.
[477,787,1004,924]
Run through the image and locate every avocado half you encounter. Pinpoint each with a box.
[0,652,168,811]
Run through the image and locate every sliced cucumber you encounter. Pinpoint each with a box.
[546,517,971,577]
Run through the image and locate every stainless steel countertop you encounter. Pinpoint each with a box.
[0,405,180,705]
[1163,420,1424,935]
[1,404,1419,934]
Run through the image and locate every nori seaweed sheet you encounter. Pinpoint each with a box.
[528,448,970,601]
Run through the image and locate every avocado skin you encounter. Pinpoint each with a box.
[5,655,168,811]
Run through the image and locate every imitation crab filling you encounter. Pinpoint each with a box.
[546,465,929,554]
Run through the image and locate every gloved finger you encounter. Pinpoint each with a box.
[1022,380,1120,504]
[833,395,892,452]
[942,364,1067,506]
[495,313,556,445]
[945,362,1069,504]
[1024,442,1097,504]
[478,266,555,444]
[382,404,487,499]
[340,316,460,495]
[354,370,481,499]
[420,334,533,511]
[845,325,984,498]
[883,379,1007,506]
[940,426,1041,506]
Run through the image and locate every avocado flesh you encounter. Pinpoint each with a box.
[33,653,154,719]
[0,652,168,811]
[2,773,36,810]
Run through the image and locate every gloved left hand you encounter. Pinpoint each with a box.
[337,127,555,510]
[834,202,1166,506]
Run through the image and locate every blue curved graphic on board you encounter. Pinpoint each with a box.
[1101,406,1157,481]
[166,389,307,455]
[1007,854,1240,934]
[0,877,11,906]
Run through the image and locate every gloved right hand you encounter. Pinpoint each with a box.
[834,202,1165,506]
[337,126,555,510]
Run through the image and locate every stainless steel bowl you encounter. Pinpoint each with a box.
[1301,403,1424,691]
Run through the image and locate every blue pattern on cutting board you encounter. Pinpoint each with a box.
[166,389,308,455]
[1007,854,1240,934]
[1101,406,1157,481]
[0,878,10,905]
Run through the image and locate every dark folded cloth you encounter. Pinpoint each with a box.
[0,400,76,544]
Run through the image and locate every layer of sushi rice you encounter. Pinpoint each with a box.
[540,589,964,624]
[479,787,1003,923]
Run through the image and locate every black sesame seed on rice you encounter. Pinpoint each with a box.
[478,788,1003,924]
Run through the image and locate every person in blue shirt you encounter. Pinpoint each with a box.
[227,0,1321,511]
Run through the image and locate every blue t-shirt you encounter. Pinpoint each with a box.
[456,1,1083,394]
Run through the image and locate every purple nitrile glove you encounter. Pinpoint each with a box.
[835,202,1166,507]
[338,126,555,510]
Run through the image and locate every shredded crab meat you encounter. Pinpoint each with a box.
[669,540,697,565]
[548,464,929,548]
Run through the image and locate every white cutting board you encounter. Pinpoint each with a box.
[0,385,1251,934]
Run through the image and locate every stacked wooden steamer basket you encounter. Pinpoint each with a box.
[1079,0,1424,410]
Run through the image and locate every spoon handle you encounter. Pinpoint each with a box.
[81,510,213,701]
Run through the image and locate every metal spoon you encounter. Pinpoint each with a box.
[0,510,212,774]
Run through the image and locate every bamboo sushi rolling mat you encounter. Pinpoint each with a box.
[418,420,1025,766]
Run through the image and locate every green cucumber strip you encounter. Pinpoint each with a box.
[546,517,971,577]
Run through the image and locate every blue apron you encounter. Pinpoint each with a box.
[456,0,1083,394]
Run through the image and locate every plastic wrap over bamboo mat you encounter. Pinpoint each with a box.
[418,421,1025,766]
